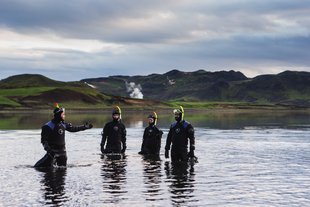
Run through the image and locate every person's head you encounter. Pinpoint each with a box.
[147,112,158,125]
[173,106,184,122]
[53,103,65,121]
[112,106,121,121]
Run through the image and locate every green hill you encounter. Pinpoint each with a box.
[0,74,68,88]
[230,71,310,107]
[1,70,310,109]
[82,70,248,100]
[0,74,166,109]
[82,70,310,108]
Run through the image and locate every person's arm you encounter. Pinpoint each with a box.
[65,122,93,132]
[139,128,147,154]
[187,124,195,157]
[165,126,172,158]
[155,128,163,155]
[101,124,108,153]
[41,125,54,157]
[121,124,127,153]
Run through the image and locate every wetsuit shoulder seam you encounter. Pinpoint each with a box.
[46,121,55,130]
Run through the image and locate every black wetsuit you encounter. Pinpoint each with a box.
[165,120,195,162]
[34,119,88,167]
[139,124,163,155]
[101,120,127,153]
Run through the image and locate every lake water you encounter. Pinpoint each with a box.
[0,110,309,206]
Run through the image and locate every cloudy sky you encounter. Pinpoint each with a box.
[0,0,309,81]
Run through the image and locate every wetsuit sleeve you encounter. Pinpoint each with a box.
[101,124,108,147]
[187,124,195,151]
[157,128,163,139]
[165,126,173,151]
[141,128,147,151]
[65,122,87,132]
[121,124,127,151]
[155,128,163,154]
[41,125,52,152]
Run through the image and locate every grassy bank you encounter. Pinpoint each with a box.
[1,87,309,111]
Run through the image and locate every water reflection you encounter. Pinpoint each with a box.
[1,124,309,206]
[164,161,197,206]
[100,154,128,204]
[36,167,68,206]
[1,110,309,130]
[141,156,163,201]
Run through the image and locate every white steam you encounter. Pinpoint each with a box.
[84,82,97,88]
[167,76,176,85]
[125,82,143,99]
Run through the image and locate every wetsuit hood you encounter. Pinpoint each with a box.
[148,111,158,125]
[174,106,184,122]
[112,106,122,121]
[53,103,65,122]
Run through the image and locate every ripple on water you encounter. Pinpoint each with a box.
[0,127,309,206]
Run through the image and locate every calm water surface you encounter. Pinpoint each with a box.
[0,110,309,206]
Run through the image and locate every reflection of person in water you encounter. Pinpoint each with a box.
[142,157,162,200]
[165,106,196,162]
[139,112,163,158]
[101,106,127,154]
[164,161,196,205]
[100,155,128,204]
[36,167,68,206]
[34,103,93,168]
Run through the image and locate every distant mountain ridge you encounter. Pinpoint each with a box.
[82,70,248,100]
[1,70,310,109]
[82,70,310,107]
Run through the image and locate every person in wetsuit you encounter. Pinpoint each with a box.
[34,103,93,167]
[138,112,163,156]
[165,106,195,162]
[101,106,127,154]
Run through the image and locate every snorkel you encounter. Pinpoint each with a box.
[116,105,122,120]
[180,106,184,120]
[153,111,158,125]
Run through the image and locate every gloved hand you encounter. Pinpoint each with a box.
[165,150,169,159]
[84,122,93,129]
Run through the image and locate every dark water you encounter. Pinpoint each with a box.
[0,110,309,206]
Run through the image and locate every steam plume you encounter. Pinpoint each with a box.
[125,82,143,99]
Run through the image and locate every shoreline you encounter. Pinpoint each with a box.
[1,105,310,114]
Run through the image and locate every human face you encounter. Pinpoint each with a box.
[61,112,65,121]
[112,114,120,120]
[148,118,154,124]
[174,113,181,122]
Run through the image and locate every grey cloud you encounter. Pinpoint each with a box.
[0,0,309,81]
[1,0,308,43]
[0,0,172,29]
